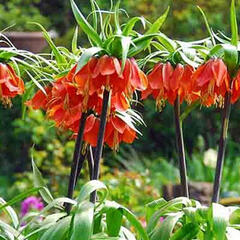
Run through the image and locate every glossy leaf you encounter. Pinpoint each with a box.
[121,36,131,71]
[71,202,94,240]
[170,223,199,240]
[77,180,108,203]
[150,212,184,240]
[40,216,71,240]
[211,203,229,240]
[106,208,123,237]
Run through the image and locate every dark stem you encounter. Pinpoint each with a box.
[65,112,88,214]
[75,151,87,182]
[174,96,189,198]
[90,89,110,203]
[212,92,232,203]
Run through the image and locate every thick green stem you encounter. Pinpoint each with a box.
[174,96,189,198]
[90,89,110,203]
[65,112,87,214]
[212,92,232,203]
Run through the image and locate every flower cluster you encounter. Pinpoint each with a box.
[142,62,196,108]
[27,55,147,150]
[0,63,24,106]
[142,58,240,108]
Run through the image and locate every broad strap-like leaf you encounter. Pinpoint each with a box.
[40,216,71,240]
[102,201,149,240]
[170,222,199,240]
[77,180,108,203]
[106,208,123,237]
[146,198,167,223]
[147,197,192,235]
[150,212,184,240]
[121,36,132,71]
[70,202,94,240]
[211,203,229,240]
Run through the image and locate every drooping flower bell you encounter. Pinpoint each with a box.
[26,63,139,148]
[0,63,24,106]
[192,58,230,107]
[142,62,196,109]
[231,70,240,103]
[83,113,137,150]
[72,55,148,100]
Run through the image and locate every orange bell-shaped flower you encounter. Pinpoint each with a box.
[192,59,230,107]
[0,63,24,106]
[142,62,196,108]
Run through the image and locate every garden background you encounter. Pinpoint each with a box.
[1,0,240,215]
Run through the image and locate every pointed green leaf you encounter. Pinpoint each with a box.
[170,223,199,240]
[211,203,229,240]
[77,180,108,203]
[150,212,184,240]
[114,1,121,34]
[72,26,79,55]
[146,7,169,34]
[121,36,131,71]
[40,216,71,240]
[197,6,216,45]
[32,159,54,204]
[70,0,102,46]
[106,208,123,237]
[71,202,94,240]
[231,0,238,47]
[123,17,146,36]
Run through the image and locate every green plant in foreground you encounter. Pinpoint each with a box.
[1,160,240,240]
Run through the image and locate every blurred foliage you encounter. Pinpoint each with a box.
[0,0,51,31]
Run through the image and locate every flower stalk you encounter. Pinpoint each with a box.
[90,89,110,203]
[212,91,232,203]
[65,111,88,214]
[87,146,94,180]
[174,96,189,198]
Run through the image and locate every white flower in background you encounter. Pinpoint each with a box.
[203,148,217,168]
